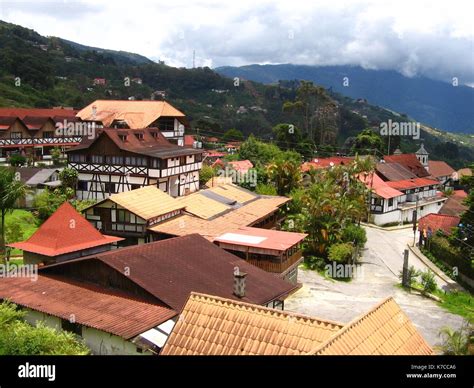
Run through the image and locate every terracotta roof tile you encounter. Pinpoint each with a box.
[0,108,77,119]
[0,275,176,339]
[428,161,455,178]
[384,154,430,178]
[43,234,297,312]
[8,202,123,256]
[358,173,403,199]
[386,177,439,190]
[310,297,433,355]
[418,213,460,235]
[376,162,417,181]
[161,292,344,355]
[76,100,185,128]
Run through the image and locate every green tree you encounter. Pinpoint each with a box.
[351,128,383,154]
[456,164,473,255]
[272,123,302,151]
[0,302,89,355]
[34,189,68,222]
[199,164,216,187]
[222,128,244,142]
[0,168,28,263]
[328,243,354,264]
[9,155,26,167]
[266,159,302,196]
[51,147,62,166]
[59,168,78,195]
[436,322,472,355]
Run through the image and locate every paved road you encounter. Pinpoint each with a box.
[285,226,465,348]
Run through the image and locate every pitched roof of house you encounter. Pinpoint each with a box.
[46,234,297,311]
[204,183,257,204]
[68,128,201,158]
[376,162,417,181]
[76,100,185,128]
[0,107,77,119]
[0,275,175,339]
[301,157,354,172]
[386,177,439,190]
[8,202,123,256]
[184,135,196,147]
[428,160,455,178]
[161,294,432,356]
[161,292,344,355]
[25,168,62,186]
[13,167,43,184]
[457,168,472,178]
[310,297,433,355]
[205,176,233,188]
[418,213,459,235]
[439,195,468,217]
[105,186,185,220]
[358,173,403,199]
[215,227,307,253]
[228,160,254,173]
[150,195,290,240]
[384,154,429,178]
[177,191,231,219]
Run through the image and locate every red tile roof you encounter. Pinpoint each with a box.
[302,157,354,172]
[418,213,460,235]
[376,162,417,181]
[358,173,403,199]
[0,275,176,339]
[384,154,429,177]
[453,190,468,199]
[228,160,254,173]
[0,108,77,119]
[184,134,196,147]
[68,128,202,158]
[46,234,297,311]
[386,177,439,190]
[428,161,455,178]
[8,202,123,257]
[439,196,468,217]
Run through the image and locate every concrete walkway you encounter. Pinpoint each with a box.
[285,226,466,348]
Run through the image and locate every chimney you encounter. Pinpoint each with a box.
[92,105,97,120]
[233,267,247,298]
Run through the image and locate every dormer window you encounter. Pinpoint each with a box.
[118,132,128,142]
[135,132,144,140]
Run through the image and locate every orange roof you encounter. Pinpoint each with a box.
[0,275,175,339]
[76,100,185,128]
[386,177,439,190]
[302,157,354,172]
[184,134,196,147]
[358,173,403,199]
[310,297,433,355]
[150,195,290,241]
[228,160,254,173]
[215,226,307,253]
[418,213,460,235]
[384,154,429,178]
[453,190,468,199]
[8,202,123,256]
[428,160,455,178]
[161,292,344,355]
[0,107,77,119]
[162,294,433,356]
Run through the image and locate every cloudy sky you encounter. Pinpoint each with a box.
[1,0,473,85]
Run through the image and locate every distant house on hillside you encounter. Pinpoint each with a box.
[93,78,106,85]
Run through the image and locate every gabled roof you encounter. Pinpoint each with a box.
[358,173,403,199]
[150,195,290,241]
[228,160,254,173]
[376,162,417,181]
[0,275,175,340]
[177,190,231,219]
[386,177,439,190]
[76,100,185,128]
[25,168,62,186]
[215,227,307,253]
[205,183,257,204]
[68,128,201,158]
[22,115,52,130]
[310,297,433,355]
[105,186,185,221]
[161,294,433,356]
[428,160,455,178]
[384,154,429,178]
[301,157,354,172]
[418,213,459,235]
[44,234,297,312]
[161,292,344,355]
[439,195,468,217]
[0,107,77,119]
[8,202,123,257]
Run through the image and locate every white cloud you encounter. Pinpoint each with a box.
[1,0,473,84]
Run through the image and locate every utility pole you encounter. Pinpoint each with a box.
[402,249,409,287]
[412,195,418,246]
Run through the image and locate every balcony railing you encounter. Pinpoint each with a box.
[0,137,83,146]
[246,251,303,273]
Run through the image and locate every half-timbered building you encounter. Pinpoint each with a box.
[67,128,203,200]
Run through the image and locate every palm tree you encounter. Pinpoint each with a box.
[436,325,470,355]
[267,159,302,196]
[0,168,28,263]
